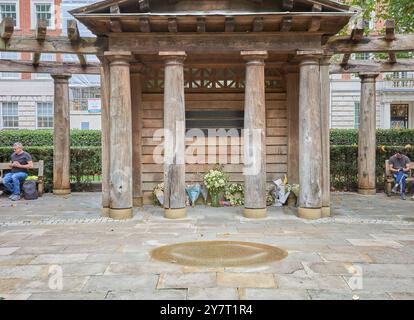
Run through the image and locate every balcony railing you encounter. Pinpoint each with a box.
[390,78,414,88]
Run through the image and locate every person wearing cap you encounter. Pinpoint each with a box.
[1,143,33,201]
[389,149,411,200]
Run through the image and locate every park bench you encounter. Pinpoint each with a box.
[385,160,414,196]
[0,160,44,196]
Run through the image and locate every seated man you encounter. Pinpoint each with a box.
[2,143,33,201]
[389,149,411,200]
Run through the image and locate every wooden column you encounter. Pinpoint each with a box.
[286,67,300,185]
[51,74,71,196]
[160,51,187,219]
[358,73,379,195]
[130,63,144,207]
[298,55,323,220]
[320,57,331,217]
[99,58,110,217]
[104,51,133,220]
[241,51,268,219]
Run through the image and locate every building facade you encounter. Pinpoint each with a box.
[0,0,101,130]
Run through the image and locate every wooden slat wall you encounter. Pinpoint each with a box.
[140,92,287,204]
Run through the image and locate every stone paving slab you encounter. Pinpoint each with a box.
[0,192,414,300]
[187,287,239,300]
[217,273,276,288]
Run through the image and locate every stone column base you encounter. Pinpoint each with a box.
[109,208,133,220]
[321,206,331,217]
[101,207,110,217]
[165,208,187,219]
[243,208,267,219]
[133,196,143,207]
[53,189,71,196]
[358,188,376,195]
[298,207,321,220]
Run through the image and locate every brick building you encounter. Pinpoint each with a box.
[0,0,101,130]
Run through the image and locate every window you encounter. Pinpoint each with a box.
[81,121,90,130]
[391,104,409,129]
[31,1,54,29]
[354,52,371,61]
[1,102,18,128]
[0,51,20,79]
[70,87,101,112]
[0,1,18,27]
[354,102,360,129]
[37,102,53,128]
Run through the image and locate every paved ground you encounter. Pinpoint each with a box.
[0,192,413,300]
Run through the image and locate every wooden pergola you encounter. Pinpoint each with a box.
[1,0,413,220]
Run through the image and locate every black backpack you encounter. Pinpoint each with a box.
[22,181,38,200]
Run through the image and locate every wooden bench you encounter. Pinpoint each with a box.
[385,160,414,196]
[0,160,44,196]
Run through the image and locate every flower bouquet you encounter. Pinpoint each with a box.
[203,169,229,207]
[225,183,244,206]
[186,184,201,207]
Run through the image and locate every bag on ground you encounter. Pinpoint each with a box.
[22,180,38,200]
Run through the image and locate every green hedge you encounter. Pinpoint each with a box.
[331,145,414,191]
[0,130,101,147]
[0,146,101,192]
[330,129,414,146]
[2,129,413,147]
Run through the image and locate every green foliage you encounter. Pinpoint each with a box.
[0,146,101,192]
[331,145,414,191]
[0,130,101,147]
[330,129,414,146]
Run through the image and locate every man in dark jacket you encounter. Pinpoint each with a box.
[2,143,33,201]
[389,149,411,200]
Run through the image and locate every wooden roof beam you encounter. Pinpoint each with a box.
[341,53,351,65]
[33,19,47,66]
[0,36,106,55]
[0,59,100,74]
[196,17,206,33]
[282,0,294,11]
[330,59,414,74]
[139,17,151,33]
[0,17,14,41]
[351,19,364,42]
[168,18,178,33]
[385,19,396,41]
[110,4,120,14]
[385,20,396,64]
[308,17,321,32]
[139,0,150,12]
[280,17,292,32]
[252,17,264,32]
[225,17,235,32]
[67,20,87,67]
[325,34,414,54]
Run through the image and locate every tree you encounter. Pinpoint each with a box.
[349,0,414,33]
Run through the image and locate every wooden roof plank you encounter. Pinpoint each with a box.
[0,59,100,74]
[330,59,414,74]
[0,17,14,40]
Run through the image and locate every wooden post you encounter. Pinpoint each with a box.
[130,63,144,207]
[320,56,331,217]
[297,55,323,220]
[160,51,187,219]
[358,73,379,195]
[99,57,110,217]
[241,50,268,219]
[51,74,71,196]
[286,66,300,185]
[104,51,133,220]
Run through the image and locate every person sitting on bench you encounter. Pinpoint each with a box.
[389,149,411,200]
[1,143,33,201]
